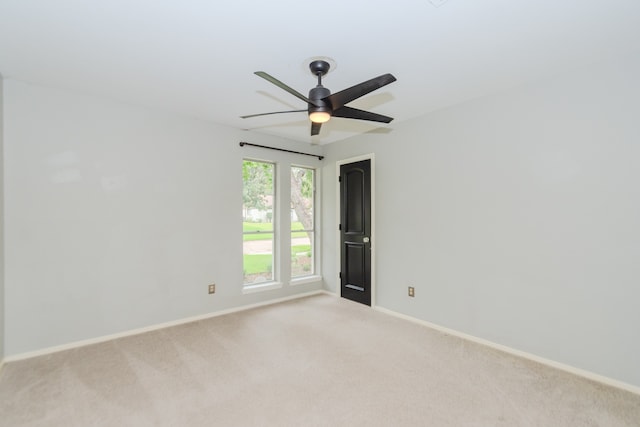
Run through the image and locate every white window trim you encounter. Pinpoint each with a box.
[241,155,323,294]
[289,275,322,286]
[290,164,319,281]
[242,158,277,288]
[242,281,283,294]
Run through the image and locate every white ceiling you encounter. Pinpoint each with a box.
[1,0,639,145]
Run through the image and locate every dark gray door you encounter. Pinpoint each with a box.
[340,159,371,306]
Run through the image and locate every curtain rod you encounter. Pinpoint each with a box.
[239,142,324,160]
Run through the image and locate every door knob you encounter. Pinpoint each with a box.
[363,237,370,243]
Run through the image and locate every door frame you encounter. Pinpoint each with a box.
[335,153,376,307]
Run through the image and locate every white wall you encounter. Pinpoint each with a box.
[0,74,5,363]
[322,53,640,388]
[3,79,323,356]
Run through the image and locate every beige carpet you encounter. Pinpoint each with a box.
[1,294,639,426]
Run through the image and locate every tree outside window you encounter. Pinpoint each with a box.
[290,166,314,278]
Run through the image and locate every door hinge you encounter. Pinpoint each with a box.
[338,224,342,231]
[339,272,342,279]
[338,176,342,182]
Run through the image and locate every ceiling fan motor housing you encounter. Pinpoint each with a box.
[308,86,331,116]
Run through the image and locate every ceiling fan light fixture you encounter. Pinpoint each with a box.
[309,111,331,123]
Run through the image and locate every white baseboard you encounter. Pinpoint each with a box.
[4,290,325,363]
[373,305,640,396]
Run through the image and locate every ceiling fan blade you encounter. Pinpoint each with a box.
[311,122,322,136]
[255,72,321,107]
[325,73,396,110]
[240,109,307,119]
[332,106,394,123]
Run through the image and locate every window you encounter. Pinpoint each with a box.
[242,160,275,285]
[242,157,319,291]
[290,166,315,278]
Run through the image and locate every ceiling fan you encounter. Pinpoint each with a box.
[241,60,397,136]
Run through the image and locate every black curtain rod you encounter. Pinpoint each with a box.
[239,142,324,160]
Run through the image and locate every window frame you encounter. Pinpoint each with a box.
[290,165,316,280]
[242,159,278,289]
[241,156,322,294]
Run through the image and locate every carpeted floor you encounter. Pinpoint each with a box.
[1,293,639,426]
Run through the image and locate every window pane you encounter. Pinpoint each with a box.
[291,232,313,277]
[243,160,275,284]
[291,222,306,232]
[291,166,314,278]
[243,234,274,283]
[243,221,274,234]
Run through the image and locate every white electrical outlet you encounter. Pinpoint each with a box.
[208,284,216,294]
